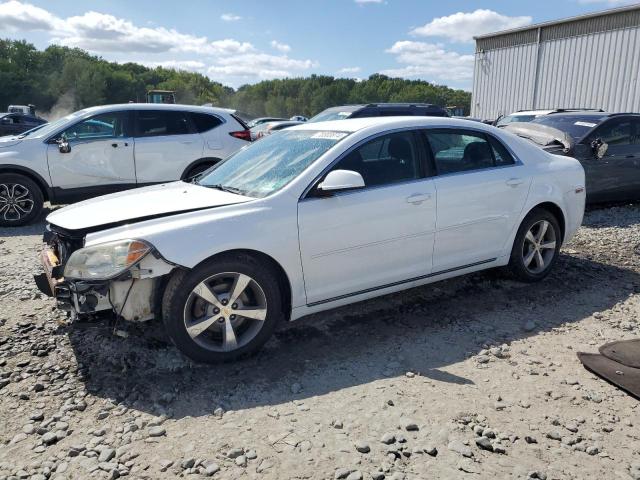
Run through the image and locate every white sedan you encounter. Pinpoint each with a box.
[36,117,586,363]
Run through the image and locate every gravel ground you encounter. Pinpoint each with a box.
[1,205,640,480]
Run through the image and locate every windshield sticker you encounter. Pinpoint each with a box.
[574,121,597,128]
[311,131,349,140]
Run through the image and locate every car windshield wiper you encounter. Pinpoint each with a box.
[205,184,247,195]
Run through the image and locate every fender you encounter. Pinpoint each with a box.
[0,164,53,201]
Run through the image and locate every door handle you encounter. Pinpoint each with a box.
[181,141,194,144]
[111,143,118,148]
[406,193,432,205]
[506,178,524,187]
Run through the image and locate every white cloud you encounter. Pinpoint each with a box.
[355,0,384,3]
[220,13,241,22]
[270,40,291,53]
[49,11,255,55]
[0,1,318,86]
[0,0,59,31]
[411,9,532,43]
[208,53,317,80]
[382,40,474,86]
[138,60,207,72]
[338,66,361,75]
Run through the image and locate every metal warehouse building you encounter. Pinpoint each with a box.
[471,4,640,121]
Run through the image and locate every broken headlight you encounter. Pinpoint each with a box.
[64,239,151,280]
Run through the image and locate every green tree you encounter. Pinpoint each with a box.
[0,39,472,118]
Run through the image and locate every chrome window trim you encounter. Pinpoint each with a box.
[300,125,524,200]
[423,127,522,177]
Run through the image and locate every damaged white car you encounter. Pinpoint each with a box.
[35,117,586,363]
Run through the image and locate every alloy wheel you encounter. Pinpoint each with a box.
[522,219,557,274]
[183,272,268,352]
[0,183,34,222]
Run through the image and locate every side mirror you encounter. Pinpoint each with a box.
[317,169,365,194]
[57,138,71,154]
[590,138,608,159]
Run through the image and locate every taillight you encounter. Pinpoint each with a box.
[229,130,252,141]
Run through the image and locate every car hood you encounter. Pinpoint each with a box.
[504,122,573,151]
[46,181,253,234]
[0,135,23,148]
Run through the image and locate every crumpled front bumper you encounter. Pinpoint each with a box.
[34,243,109,316]
[33,245,62,298]
[34,242,174,322]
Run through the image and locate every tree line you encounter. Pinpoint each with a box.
[0,39,471,119]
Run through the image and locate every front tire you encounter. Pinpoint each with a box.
[0,173,44,227]
[508,208,561,282]
[185,162,215,180]
[162,253,283,363]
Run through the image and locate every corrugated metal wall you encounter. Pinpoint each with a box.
[472,17,640,120]
[471,44,538,120]
[535,28,640,113]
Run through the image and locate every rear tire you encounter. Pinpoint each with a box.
[0,173,44,227]
[162,253,283,363]
[508,208,561,282]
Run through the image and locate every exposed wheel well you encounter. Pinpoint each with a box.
[0,166,50,201]
[187,249,292,320]
[527,202,566,242]
[181,157,222,180]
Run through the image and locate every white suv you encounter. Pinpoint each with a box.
[0,104,251,226]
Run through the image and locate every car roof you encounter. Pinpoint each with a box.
[268,120,304,128]
[535,112,623,120]
[290,116,495,134]
[320,103,444,112]
[78,103,236,115]
[510,110,555,116]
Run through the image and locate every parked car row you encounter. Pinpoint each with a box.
[307,103,450,122]
[248,103,452,140]
[0,101,462,226]
[250,120,305,140]
[494,108,604,128]
[34,116,585,363]
[1,96,633,364]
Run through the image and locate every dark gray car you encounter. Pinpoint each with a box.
[505,112,640,203]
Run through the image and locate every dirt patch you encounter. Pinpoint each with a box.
[1,205,639,479]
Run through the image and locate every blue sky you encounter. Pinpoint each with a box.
[0,0,636,90]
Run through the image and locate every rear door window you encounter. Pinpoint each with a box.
[190,112,223,133]
[136,110,192,137]
[487,135,515,166]
[426,129,496,174]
